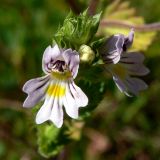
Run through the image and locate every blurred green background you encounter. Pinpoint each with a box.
[0,0,160,159]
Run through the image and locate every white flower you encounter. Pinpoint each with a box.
[22,45,88,128]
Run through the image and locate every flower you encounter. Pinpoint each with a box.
[22,45,88,128]
[100,29,149,96]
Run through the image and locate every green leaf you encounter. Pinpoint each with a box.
[37,124,64,158]
[53,10,102,50]
[37,120,85,158]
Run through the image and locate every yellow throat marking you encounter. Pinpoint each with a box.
[51,71,71,80]
[47,83,66,98]
[112,64,127,79]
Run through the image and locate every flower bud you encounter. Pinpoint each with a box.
[79,45,95,63]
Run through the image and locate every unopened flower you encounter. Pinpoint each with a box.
[100,29,149,96]
[22,45,88,128]
[79,45,95,63]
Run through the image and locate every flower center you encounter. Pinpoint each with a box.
[111,63,127,79]
[49,60,72,80]
[51,60,67,73]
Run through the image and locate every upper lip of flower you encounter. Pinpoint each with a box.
[99,29,134,64]
[42,45,80,79]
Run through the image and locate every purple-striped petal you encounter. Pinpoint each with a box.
[69,81,88,107]
[123,28,134,51]
[100,29,134,64]
[113,74,128,94]
[124,77,148,96]
[62,49,80,79]
[63,82,79,119]
[22,75,50,107]
[120,52,145,63]
[49,97,63,128]
[100,34,125,64]
[120,52,150,76]
[36,95,53,124]
[42,45,61,74]
[23,75,50,93]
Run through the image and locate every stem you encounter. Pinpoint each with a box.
[65,0,81,14]
[88,0,99,15]
[0,98,29,114]
[100,20,160,32]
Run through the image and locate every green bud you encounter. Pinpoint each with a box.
[79,45,95,63]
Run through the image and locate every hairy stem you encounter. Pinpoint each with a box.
[100,20,160,32]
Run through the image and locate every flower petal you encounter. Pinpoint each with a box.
[62,82,78,119]
[100,29,134,64]
[123,28,134,50]
[112,74,148,96]
[22,75,50,108]
[69,81,88,107]
[120,52,145,63]
[122,63,149,76]
[62,49,79,79]
[113,74,129,96]
[124,77,148,96]
[35,95,53,124]
[42,45,61,74]
[120,52,150,76]
[100,34,125,64]
[49,98,63,128]
[23,75,50,93]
